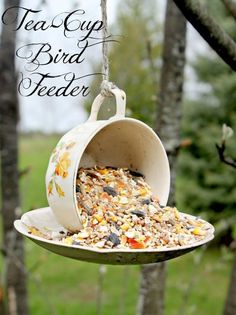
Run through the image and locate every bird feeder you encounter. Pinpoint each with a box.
[14,88,214,265]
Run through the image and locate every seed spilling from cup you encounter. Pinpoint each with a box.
[28,166,212,249]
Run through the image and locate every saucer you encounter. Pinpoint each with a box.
[14,207,214,265]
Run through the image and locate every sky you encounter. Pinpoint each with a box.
[0,0,210,133]
[17,0,116,133]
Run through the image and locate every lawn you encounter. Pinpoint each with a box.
[0,134,233,315]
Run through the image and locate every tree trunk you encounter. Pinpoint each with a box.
[224,253,236,315]
[137,1,187,315]
[137,262,166,315]
[0,1,29,315]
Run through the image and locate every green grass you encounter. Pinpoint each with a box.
[19,134,59,211]
[24,245,231,315]
[0,134,233,315]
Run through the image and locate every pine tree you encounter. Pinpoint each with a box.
[177,0,236,233]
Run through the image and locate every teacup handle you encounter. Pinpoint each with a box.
[87,88,126,122]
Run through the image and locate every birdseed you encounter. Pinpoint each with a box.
[28,166,212,250]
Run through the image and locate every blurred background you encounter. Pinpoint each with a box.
[0,0,236,315]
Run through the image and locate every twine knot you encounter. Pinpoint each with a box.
[100,80,117,97]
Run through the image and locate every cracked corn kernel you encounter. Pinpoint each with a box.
[110,216,118,222]
[93,214,104,223]
[192,227,206,236]
[63,236,73,245]
[121,223,131,231]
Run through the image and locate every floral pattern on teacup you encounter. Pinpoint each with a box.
[47,141,76,197]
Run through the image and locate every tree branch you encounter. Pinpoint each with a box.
[216,125,236,168]
[221,0,236,20]
[216,141,236,169]
[172,0,236,71]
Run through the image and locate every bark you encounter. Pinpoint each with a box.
[137,263,166,315]
[224,254,236,315]
[155,0,187,202]
[137,2,187,315]
[0,1,29,315]
[172,0,236,71]
[221,0,236,20]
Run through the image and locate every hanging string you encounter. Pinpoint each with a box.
[101,0,109,82]
[100,0,117,96]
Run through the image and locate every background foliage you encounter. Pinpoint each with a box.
[87,0,161,125]
[177,0,236,230]
[87,0,236,235]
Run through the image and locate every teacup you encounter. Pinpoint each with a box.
[45,87,170,232]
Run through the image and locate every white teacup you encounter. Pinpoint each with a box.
[45,88,170,232]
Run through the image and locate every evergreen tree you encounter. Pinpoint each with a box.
[177,0,236,230]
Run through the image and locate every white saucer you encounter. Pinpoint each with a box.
[14,207,214,265]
